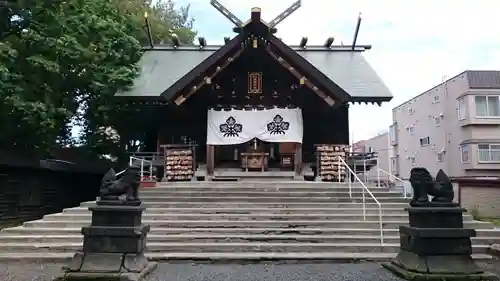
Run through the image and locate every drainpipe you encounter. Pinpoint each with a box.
[443,76,451,175]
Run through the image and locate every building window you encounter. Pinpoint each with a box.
[409,156,416,166]
[390,156,398,173]
[475,95,500,117]
[389,124,397,145]
[460,144,469,163]
[368,146,373,153]
[437,151,445,162]
[477,144,500,163]
[408,108,414,115]
[420,136,430,147]
[433,95,440,103]
[457,97,467,120]
[406,125,415,135]
[435,117,441,127]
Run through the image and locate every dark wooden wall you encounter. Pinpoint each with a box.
[0,152,110,229]
[142,46,351,163]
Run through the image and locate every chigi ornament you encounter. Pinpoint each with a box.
[248,72,262,94]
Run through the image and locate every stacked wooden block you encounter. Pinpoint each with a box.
[164,148,194,181]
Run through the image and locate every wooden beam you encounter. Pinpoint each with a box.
[174,95,186,105]
[251,7,261,23]
[268,0,301,28]
[174,47,245,105]
[265,46,335,106]
[206,144,215,176]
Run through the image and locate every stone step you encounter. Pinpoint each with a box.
[22,219,493,229]
[0,242,490,254]
[4,226,499,236]
[140,191,402,197]
[0,234,498,245]
[146,186,397,192]
[79,201,410,208]
[155,182,379,187]
[0,227,403,235]
[134,196,408,203]
[61,207,414,215]
[155,184,389,190]
[0,252,492,262]
[42,213,474,222]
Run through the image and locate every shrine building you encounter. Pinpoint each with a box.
[115,1,392,181]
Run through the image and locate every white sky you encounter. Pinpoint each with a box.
[179,0,500,141]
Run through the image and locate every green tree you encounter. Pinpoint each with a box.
[81,0,197,159]
[112,0,196,45]
[0,0,196,158]
[0,0,142,156]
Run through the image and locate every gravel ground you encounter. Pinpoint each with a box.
[1,260,499,281]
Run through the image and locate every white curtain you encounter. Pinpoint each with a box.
[206,108,303,145]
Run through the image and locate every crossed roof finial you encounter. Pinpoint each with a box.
[209,0,301,29]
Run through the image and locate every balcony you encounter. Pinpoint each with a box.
[477,148,500,163]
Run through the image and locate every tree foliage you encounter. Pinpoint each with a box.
[0,0,196,158]
[114,0,196,45]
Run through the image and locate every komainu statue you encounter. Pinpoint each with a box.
[99,166,141,202]
[409,167,455,206]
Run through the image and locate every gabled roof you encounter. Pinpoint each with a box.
[116,11,392,104]
[115,42,393,103]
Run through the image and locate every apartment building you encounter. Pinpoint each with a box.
[390,70,500,179]
[353,132,393,181]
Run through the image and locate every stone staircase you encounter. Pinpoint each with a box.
[0,181,499,261]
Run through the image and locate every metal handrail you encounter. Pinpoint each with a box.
[129,156,154,180]
[377,168,409,198]
[353,156,380,187]
[116,169,126,177]
[128,151,164,162]
[338,156,384,245]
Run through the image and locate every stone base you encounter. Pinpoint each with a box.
[489,244,500,257]
[62,251,157,281]
[382,250,499,281]
[406,206,465,228]
[382,261,498,281]
[399,226,476,256]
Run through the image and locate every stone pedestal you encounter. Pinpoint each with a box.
[61,200,157,281]
[382,205,498,281]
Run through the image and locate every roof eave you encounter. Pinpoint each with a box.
[350,96,393,104]
[142,44,372,52]
[114,94,166,100]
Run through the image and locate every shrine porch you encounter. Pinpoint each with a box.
[193,165,314,181]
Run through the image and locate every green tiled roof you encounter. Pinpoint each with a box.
[296,50,392,101]
[115,45,392,102]
[115,49,214,97]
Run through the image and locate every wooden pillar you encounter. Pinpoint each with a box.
[156,132,161,153]
[206,145,215,176]
[294,143,302,175]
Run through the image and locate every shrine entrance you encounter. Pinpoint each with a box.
[206,107,303,174]
[114,2,393,182]
[213,139,298,172]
